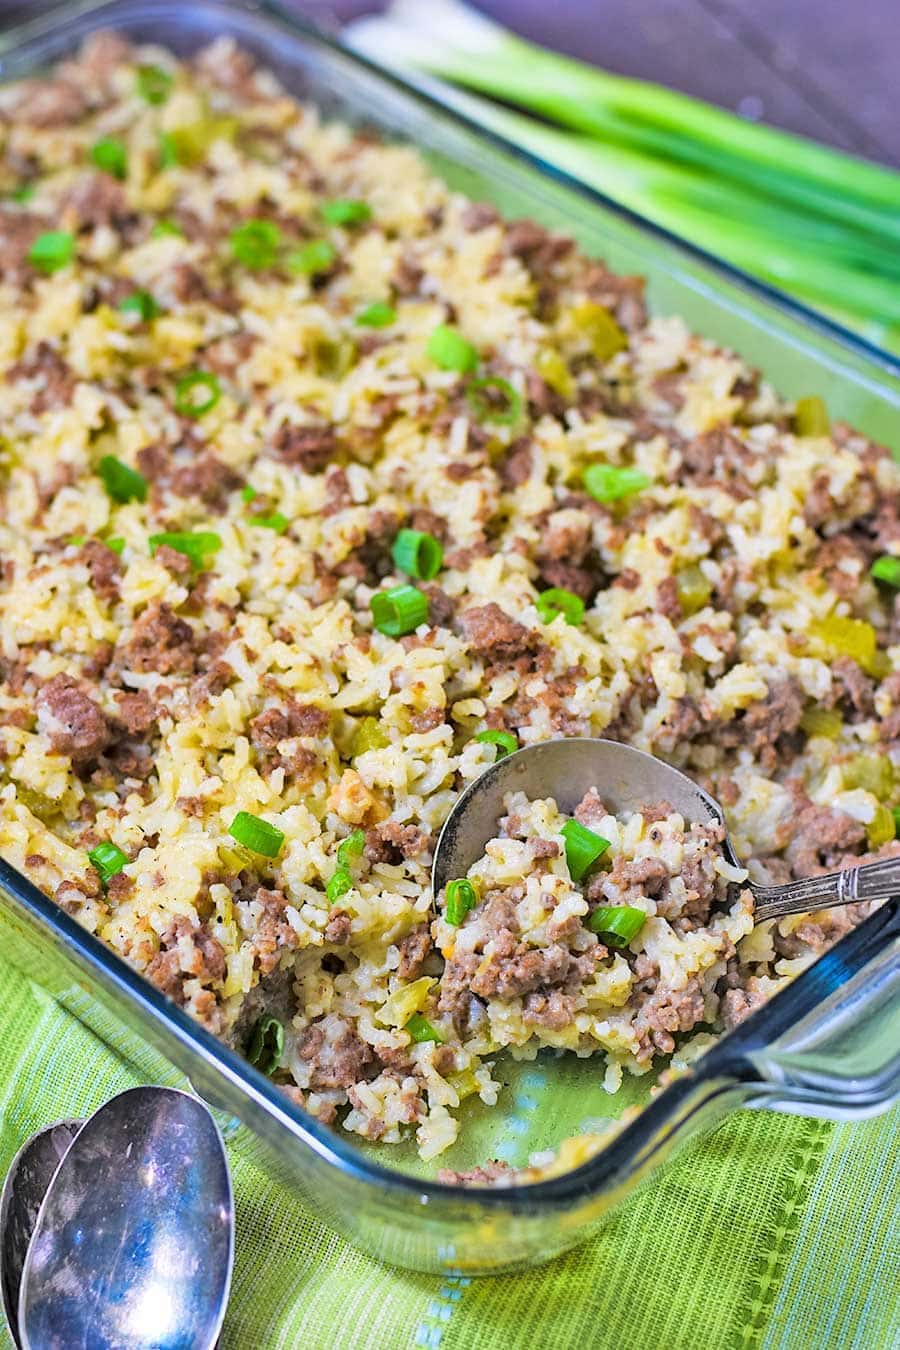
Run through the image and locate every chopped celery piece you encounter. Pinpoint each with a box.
[800,707,843,739]
[676,565,712,616]
[569,302,628,360]
[867,802,896,849]
[352,716,389,756]
[842,753,894,799]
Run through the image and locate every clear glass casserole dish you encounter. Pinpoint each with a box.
[0,0,898,1276]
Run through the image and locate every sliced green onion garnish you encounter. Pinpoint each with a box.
[230,218,281,269]
[474,729,517,758]
[69,535,86,547]
[88,840,129,884]
[326,867,353,901]
[90,136,127,180]
[583,463,651,503]
[391,528,443,580]
[406,1013,445,1044]
[426,324,479,374]
[356,300,396,328]
[445,878,478,926]
[118,290,162,321]
[149,531,221,569]
[587,904,647,946]
[137,63,173,105]
[286,239,337,275]
[370,584,429,637]
[105,537,125,555]
[228,810,285,858]
[247,1015,283,1075]
[158,132,180,169]
[321,198,371,226]
[11,184,35,203]
[250,512,289,534]
[466,375,523,426]
[241,484,258,502]
[27,230,74,274]
[871,556,900,588]
[794,395,830,437]
[536,587,585,626]
[174,370,221,417]
[97,455,147,504]
[336,829,366,867]
[151,218,183,238]
[560,819,610,881]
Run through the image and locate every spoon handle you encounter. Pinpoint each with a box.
[753,854,900,922]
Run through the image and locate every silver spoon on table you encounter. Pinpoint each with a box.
[0,1087,233,1350]
[433,738,900,920]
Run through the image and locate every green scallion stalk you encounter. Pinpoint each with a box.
[370,583,430,636]
[391,528,444,580]
[228,810,285,858]
[118,290,162,321]
[286,239,337,275]
[535,587,585,626]
[406,1013,445,1043]
[230,219,281,269]
[241,484,258,502]
[152,218,183,238]
[87,840,129,884]
[27,231,75,274]
[337,829,366,867]
[326,867,353,901]
[466,375,523,425]
[427,324,479,373]
[91,136,127,180]
[356,300,397,327]
[584,463,651,503]
[149,531,222,569]
[587,904,647,946]
[247,1015,283,1075]
[250,512,289,534]
[445,877,477,926]
[137,63,173,104]
[474,729,517,757]
[321,198,372,226]
[560,819,609,881]
[158,132,180,169]
[105,537,125,555]
[174,370,221,417]
[871,556,900,588]
[97,455,147,504]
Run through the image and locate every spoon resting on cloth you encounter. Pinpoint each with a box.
[0,1087,233,1350]
[432,738,900,922]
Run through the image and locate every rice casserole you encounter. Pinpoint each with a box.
[0,33,898,1167]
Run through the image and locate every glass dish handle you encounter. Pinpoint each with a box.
[743,910,900,1121]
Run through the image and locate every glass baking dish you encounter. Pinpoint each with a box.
[0,0,898,1276]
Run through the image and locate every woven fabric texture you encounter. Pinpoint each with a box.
[0,958,896,1349]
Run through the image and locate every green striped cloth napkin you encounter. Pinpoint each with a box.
[0,956,896,1349]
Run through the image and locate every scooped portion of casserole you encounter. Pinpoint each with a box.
[0,33,897,1162]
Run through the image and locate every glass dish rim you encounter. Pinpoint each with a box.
[0,0,896,1214]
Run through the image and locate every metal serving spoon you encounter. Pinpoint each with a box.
[432,738,900,921]
[1,1087,233,1350]
[0,1119,83,1349]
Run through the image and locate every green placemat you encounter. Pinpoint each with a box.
[0,958,896,1350]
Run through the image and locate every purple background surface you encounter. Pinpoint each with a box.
[1,1,895,166]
